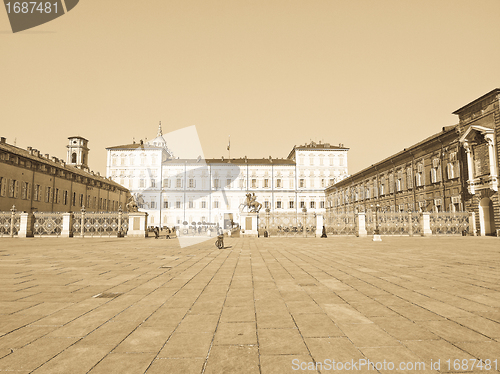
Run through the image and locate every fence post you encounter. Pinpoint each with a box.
[18,212,34,238]
[61,212,73,237]
[117,206,123,237]
[469,212,476,236]
[408,211,413,237]
[421,212,432,236]
[316,214,323,237]
[81,207,86,237]
[9,206,16,237]
[265,208,270,237]
[357,213,367,237]
[302,208,307,237]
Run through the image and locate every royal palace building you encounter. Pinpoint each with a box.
[106,125,349,228]
[326,89,500,236]
[0,136,130,213]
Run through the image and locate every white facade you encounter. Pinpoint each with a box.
[106,126,349,228]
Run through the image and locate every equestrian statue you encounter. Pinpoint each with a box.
[241,192,262,213]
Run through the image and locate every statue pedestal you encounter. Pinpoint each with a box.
[240,213,259,237]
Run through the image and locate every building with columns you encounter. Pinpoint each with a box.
[106,125,349,228]
[0,136,129,213]
[326,89,500,236]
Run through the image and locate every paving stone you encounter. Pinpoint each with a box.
[204,345,259,374]
[258,328,308,355]
[30,346,109,374]
[158,332,213,358]
[214,322,257,345]
[113,326,175,353]
[146,358,205,374]
[86,352,156,374]
[293,313,344,338]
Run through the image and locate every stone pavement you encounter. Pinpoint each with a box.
[0,236,500,374]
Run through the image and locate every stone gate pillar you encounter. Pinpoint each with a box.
[357,213,367,237]
[127,212,148,238]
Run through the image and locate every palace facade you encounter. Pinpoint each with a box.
[326,89,500,236]
[0,136,130,213]
[106,126,349,228]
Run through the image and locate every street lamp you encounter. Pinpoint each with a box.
[372,204,381,241]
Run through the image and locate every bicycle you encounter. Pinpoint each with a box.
[215,234,224,249]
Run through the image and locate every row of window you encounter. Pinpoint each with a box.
[298,155,345,166]
[0,178,120,211]
[116,177,339,190]
[331,161,460,206]
[148,199,325,210]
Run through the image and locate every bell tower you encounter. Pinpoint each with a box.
[67,136,90,169]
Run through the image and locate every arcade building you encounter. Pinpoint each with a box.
[326,89,500,236]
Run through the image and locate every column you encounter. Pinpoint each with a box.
[316,214,324,237]
[61,213,73,237]
[464,142,475,194]
[357,212,367,237]
[421,212,432,236]
[18,212,34,238]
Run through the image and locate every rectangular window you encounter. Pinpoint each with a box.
[276,200,282,209]
[189,200,194,209]
[299,179,305,188]
[189,178,195,188]
[163,200,169,209]
[321,179,325,188]
[0,177,5,197]
[264,179,269,188]
[201,201,206,209]
[72,192,76,206]
[276,179,281,188]
[163,178,170,188]
[140,179,145,188]
[176,201,181,209]
[151,179,156,188]
[251,179,256,188]
[289,179,294,189]
[176,178,182,188]
[289,200,294,209]
[21,182,28,200]
[213,179,220,189]
[300,201,305,209]
[310,201,315,209]
[214,200,219,209]
[320,201,325,209]
[63,190,67,205]
[329,178,334,186]
[264,200,269,209]
[151,201,156,209]
[226,179,231,189]
[45,186,51,203]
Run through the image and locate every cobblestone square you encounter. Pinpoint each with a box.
[0,236,499,373]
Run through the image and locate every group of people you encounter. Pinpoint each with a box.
[152,226,172,239]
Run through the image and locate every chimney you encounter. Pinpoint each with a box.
[45,153,50,158]
[52,157,58,163]
[0,137,6,144]
[27,146,32,153]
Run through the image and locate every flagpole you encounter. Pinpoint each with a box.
[227,135,231,160]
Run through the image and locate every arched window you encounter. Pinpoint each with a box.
[72,153,77,163]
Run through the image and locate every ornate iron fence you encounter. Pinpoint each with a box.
[0,211,20,237]
[258,212,316,237]
[73,211,128,237]
[324,212,356,235]
[366,212,412,235]
[430,212,469,235]
[33,212,63,236]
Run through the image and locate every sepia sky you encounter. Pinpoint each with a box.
[1,0,500,175]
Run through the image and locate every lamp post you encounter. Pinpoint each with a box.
[372,204,381,241]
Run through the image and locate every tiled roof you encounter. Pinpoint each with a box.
[0,141,127,190]
[163,158,296,165]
